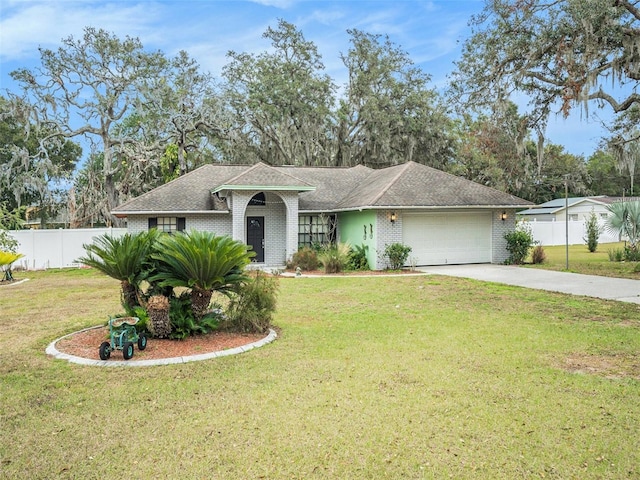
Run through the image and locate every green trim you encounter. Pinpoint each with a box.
[212,185,315,193]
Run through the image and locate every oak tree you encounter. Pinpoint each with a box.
[450,0,640,133]
[8,27,168,225]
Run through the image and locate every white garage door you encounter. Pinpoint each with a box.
[402,212,492,265]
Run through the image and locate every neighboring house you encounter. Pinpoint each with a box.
[517,196,618,223]
[112,161,532,269]
[23,206,69,229]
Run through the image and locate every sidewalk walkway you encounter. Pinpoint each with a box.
[420,264,640,304]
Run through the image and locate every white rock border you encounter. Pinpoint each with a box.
[46,326,277,367]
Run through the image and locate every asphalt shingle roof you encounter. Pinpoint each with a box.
[112,161,532,215]
[335,162,531,209]
[215,162,315,190]
[113,165,247,214]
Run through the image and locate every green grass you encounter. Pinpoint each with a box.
[528,242,640,279]
[1,269,639,479]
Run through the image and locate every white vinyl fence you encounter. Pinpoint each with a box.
[8,228,127,270]
[526,219,619,247]
[3,221,621,270]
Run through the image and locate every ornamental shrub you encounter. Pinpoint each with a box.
[382,243,412,270]
[348,244,370,271]
[289,246,319,271]
[624,243,640,261]
[531,245,546,264]
[223,271,278,334]
[318,242,351,273]
[583,209,602,253]
[504,222,535,264]
[608,247,624,262]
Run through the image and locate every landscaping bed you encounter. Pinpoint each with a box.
[54,325,266,361]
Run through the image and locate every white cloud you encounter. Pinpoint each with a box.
[248,0,296,8]
[0,1,168,62]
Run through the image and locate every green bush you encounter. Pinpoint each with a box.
[223,271,278,333]
[168,294,221,340]
[504,223,535,264]
[382,243,412,270]
[583,209,602,253]
[624,244,640,261]
[608,247,624,262]
[318,242,351,274]
[289,246,319,271]
[0,230,19,253]
[348,244,370,271]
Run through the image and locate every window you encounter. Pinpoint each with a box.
[148,217,185,233]
[568,214,579,221]
[298,215,335,247]
[249,192,266,206]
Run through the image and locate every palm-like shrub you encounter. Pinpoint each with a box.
[77,230,159,309]
[605,200,640,247]
[318,242,351,274]
[150,230,255,319]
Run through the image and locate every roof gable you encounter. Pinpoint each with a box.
[213,162,315,192]
[336,161,531,209]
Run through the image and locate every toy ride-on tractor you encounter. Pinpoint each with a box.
[99,316,147,360]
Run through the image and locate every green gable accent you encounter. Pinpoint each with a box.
[212,184,315,193]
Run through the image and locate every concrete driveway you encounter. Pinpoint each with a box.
[420,264,640,304]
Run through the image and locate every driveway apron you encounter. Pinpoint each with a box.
[421,264,640,304]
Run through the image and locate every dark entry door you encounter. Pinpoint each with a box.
[247,216,265,262]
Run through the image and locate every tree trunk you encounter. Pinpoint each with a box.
[191,286,213,320]
[146,294,171,338]
[120,280,138,311]
[104,172,122,227]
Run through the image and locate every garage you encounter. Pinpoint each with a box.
[402,211,492,265]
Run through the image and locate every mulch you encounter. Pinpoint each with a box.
[54,326,265,362]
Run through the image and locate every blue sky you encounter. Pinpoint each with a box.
[0,0,612,158]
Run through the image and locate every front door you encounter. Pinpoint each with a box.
[247,216,265,262]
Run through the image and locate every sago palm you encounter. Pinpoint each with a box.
[77,230,159,309]
[150,230,255,319]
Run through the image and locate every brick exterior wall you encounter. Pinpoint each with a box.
[127,204,514,270]
[227,190,298,267]
[375,210,403,269]
[492,209,514,264]
[127,214,231,235]
[125,190,297,268]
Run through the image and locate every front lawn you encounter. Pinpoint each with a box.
[1,269,638,479]
[528,242,640,279]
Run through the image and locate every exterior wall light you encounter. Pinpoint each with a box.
[501,211,507,221]
[390,212,397,223]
